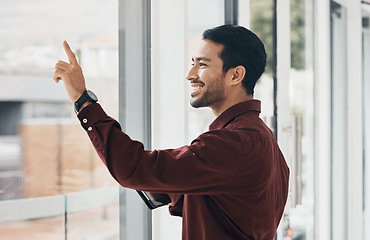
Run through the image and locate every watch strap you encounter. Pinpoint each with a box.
[74,90,97,113]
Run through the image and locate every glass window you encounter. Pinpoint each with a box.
[187,0,225,141]
[288,0,315,239]
[0,1,119,239]
[249,0,275,132]
[330,2,348,240]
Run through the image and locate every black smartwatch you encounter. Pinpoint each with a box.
[74,90,98,113]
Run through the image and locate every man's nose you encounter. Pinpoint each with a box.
[186,65,198,81]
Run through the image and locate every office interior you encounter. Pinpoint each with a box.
[0,0,368,239]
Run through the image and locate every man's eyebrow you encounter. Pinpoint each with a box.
[191,57,212,62]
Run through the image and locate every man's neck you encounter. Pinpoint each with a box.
[211,94,254,117]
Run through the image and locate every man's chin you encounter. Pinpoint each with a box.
[190,103,202,109]
[190,99,206,108]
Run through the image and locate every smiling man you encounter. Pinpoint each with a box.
[188,38,252,116]
[53,24,289,240]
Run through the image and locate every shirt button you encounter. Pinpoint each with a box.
[87,127,92,131]
[82,118,88,124]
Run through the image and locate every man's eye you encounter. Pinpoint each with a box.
[199,63,207,67]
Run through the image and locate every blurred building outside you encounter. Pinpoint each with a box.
[0,32,118,201]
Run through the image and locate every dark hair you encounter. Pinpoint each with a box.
[202,24,267,95]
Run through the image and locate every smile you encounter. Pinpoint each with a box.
[190,82,204,96]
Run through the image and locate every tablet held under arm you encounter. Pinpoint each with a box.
[136,191,171,210]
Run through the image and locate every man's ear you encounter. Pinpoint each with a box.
[230,66,246,86]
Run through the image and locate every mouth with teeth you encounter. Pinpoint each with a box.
[191,81,205,97]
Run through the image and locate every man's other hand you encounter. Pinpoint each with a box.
[168,193,182,206]
[53,40,86,103]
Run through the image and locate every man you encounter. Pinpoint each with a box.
[53,25,289,240]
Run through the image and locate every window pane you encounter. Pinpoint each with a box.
[187,0,225,141]
[289,0,315,239]
[250,0,275,132]
[0,0,119,238]
[330,2,348,240]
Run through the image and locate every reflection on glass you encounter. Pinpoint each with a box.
[0,0,119,238]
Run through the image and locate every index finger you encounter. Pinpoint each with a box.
[63,40,78,65]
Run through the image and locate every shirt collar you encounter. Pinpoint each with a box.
[209,100,261,130]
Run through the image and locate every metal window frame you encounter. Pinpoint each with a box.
[362,8,370,240]
[225,0,238,25]
[118,0,152,240]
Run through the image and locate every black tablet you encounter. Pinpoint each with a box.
[136,191,171,210]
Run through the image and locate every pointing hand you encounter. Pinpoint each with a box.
[53,41,86,102]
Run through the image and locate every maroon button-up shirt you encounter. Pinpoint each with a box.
[78,100,289,240]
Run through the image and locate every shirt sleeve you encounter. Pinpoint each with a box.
[77,103,243,194]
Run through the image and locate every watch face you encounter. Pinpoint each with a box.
[86,90,98,101]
